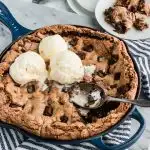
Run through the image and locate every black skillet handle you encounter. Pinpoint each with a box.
[0,1,31,41]
[90,108,145,150]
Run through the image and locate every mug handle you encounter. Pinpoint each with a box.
[90,108,145,150]
[0,1,31,41]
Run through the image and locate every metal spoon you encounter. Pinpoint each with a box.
[101,96,150,107]
[72,82,150,109]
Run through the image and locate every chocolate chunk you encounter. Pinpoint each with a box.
[43,106,53,116]
[48,30,55,35]
[130,6,137,12]
[114,72,121,80]
[60,115,68,123]
[21,49,26,53]
[114,22,127,34]
[69,38,78,46]
[82,44,94,52]
[9,103,20,108]
[117,84,131,95]
[61,32,70,37]
[45,61,50,70]
[62,87,68,93]
[14,83,20,87]
[110,84,117,88]
[104,7,113,16]
[109,54,119,65]
[77,51,86,60]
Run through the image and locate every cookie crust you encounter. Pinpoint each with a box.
[0,25,138,140]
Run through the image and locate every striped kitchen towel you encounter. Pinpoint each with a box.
[0,39,149,150]
[125,39,150,98]
[0,118,131,150]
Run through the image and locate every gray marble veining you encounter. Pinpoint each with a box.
[0,0,150,149]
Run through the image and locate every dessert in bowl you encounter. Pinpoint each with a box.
[104,0,150,33]
[0,25,138,140]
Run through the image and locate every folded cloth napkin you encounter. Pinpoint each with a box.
[0,39,149,150]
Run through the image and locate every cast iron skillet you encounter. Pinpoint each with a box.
[0,2,145,150]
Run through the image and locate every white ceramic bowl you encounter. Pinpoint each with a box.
[95,0,150,40]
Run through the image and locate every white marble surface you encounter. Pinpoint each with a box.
[0,0,150,149]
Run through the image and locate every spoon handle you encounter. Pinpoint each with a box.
[107,96,150,107]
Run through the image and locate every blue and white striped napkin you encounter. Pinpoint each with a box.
[0,39,149,150]
[0,119,131,150]
[125,39,150,98]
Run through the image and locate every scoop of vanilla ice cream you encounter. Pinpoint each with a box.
[9,51,48,85]
[39,34,68,61]
[49,50,84,84]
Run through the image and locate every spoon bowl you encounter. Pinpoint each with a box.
[71,82,150,109]
[70,82,106,109]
